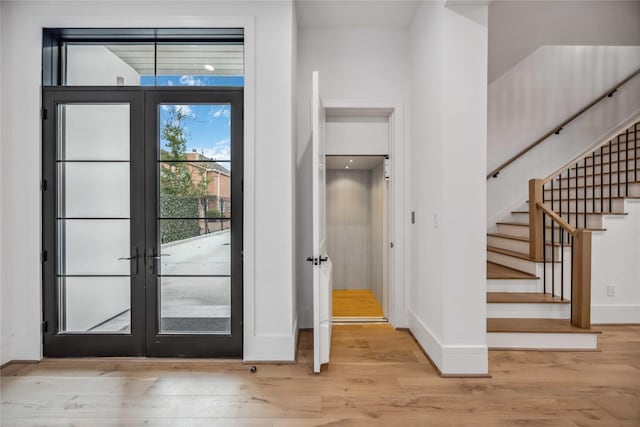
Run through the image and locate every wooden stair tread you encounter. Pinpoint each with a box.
[531,196,640,202]
[487,318,601,334]
[487,232,569,247]
[487,292,569,304]
[496,221,606,231]
[487,262,538,280]
[486,245,560,263]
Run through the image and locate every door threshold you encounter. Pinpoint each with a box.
[332,316,388,324]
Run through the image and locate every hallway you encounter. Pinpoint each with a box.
[2,324,639,426]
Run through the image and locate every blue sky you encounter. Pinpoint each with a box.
[149,75,244,163]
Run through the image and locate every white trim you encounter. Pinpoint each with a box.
[488,332,598,350]
[409,310,488,375]
[321,99,408,329]
[592,304,640,324]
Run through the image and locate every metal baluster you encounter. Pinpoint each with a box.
[583,158,587,228]
[543,212,547,294]
[635,123,638,182]
[600,146,604,213]
[609,140,613,212]
[575,163,579,227]
[625,129,629,196]
[559,172,564,301]
[551,180,555,297]
[618,135,621,199]
[570,234,574,323]
[592,152,595,214]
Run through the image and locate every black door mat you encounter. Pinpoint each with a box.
[160,317,230,333]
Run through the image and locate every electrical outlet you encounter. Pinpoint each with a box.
[606,284,616,297]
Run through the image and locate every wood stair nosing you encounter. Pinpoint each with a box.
[543,180,640,192]
[486,318,602,334]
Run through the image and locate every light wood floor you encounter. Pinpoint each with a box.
[332,290,384,317]
[1,324,639,426]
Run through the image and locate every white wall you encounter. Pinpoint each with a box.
[67,45,141,86]
[0,0,296,363]
[488,1,640,82]
[591,200,640,324]
[296,26,410,328]
[370,161,385,304]
[0,2,5,366]
[326,116,388,155]
[409,1,488,375]
[487,46,640,228]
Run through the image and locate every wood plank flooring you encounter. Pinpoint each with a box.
[2,324,639,426]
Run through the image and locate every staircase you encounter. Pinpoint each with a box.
[486,121,639,350]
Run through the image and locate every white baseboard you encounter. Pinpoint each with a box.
[591,304,640,324]
[243,332,297,362]
[408,310,488,375]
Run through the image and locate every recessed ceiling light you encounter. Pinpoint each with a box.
[349,159,354,163]
[204,64,215,71]
[345,166,350,169]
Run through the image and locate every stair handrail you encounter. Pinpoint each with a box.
[488,66,640,180]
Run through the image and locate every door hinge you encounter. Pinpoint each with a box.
[41,108,48,120]
[41,180,48,191]
[41,321,49,333]
[41,251,48,263]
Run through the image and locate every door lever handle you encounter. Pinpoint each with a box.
[118,247,140,274]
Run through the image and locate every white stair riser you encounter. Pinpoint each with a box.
[488,332,598,350]
[487,303,570,319]
[487,251,537,275]
[496,223,529,238]
[544,182,640,199]
[487,279,539,293]
[511,212,604,228]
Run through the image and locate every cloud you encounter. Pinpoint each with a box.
[193,139,231,163]
[174,105,192,116]
[211,106,231,119]
[179,75,204,86]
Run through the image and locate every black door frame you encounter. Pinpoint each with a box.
[42,86,243,358]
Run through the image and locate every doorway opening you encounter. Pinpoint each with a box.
[41,29,244,358]
[327,155,389,323]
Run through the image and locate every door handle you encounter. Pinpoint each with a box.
[118,247,140,275]
[319,256,328,265]
[306,256,328,266]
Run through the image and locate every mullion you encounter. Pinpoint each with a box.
[159,275,231,278]
[159,160,230,163]
[159,217,230,220]
[57,160,130,163]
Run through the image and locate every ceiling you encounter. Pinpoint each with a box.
[106,44,244,76]
[296,0,422,29]
[326,155,385,170]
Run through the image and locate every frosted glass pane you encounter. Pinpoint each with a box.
[60,277,130,333]
[60,220,130,275]
[60,104,130,160]
[59,162,130,218]
[160,277,230,334]
[159,222,230,275]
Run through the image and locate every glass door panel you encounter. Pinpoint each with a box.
[145,90,242,357]
[42,91,145,356]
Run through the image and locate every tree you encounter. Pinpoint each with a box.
[159,107,209,198]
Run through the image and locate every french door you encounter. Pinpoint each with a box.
[42,87,243,357]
